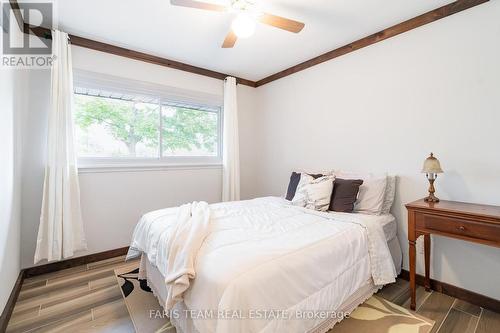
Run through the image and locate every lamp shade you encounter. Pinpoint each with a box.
[422,153,443,173]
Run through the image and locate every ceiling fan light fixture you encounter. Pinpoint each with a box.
[231,13,256,38]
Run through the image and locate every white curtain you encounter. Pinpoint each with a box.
[34,30,87,263]
[222,77,240,202]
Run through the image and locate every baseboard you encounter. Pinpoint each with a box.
[0,269,25,332]
[400,269,500,313]
[24,246,130,278]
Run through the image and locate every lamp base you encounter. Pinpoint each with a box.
[424,194,440,203]
[425,178,439,203]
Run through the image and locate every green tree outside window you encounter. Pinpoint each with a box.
[75,94,218,157]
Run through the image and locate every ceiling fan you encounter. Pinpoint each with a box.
[170,0,305,48]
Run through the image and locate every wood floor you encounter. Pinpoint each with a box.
[7,256,500,332]
[6,256,138,333]
[377,279,500,333]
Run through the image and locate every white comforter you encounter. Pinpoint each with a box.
[127,197,396,333]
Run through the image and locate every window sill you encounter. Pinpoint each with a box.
[78,163,223,174]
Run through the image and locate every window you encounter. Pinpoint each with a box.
[73,74,222,169]
[161,103,218,157]
[75,94,161,158]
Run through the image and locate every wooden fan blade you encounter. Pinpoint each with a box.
[170,0,226,12]
[222,30,237,48]
[259,13,305,33]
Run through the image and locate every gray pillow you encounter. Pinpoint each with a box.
[329,178,363,212]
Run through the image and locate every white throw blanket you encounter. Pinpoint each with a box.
[128,201,211,310]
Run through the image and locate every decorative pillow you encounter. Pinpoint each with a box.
[285,172,324,201]
[381,176,396,214]
[329,178,364,213]
[291,173,313,206]
[285,172,301,200]
[292,174,335,211]
[336,172,388,215]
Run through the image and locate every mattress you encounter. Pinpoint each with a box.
[132,197,401,333]
[141,215,401,298]
[324,212,397,242]
[320,211,401,273]
[378,214,398,241]
[320,212,401,273]
[376,214,402,274]
[144,257,380,333]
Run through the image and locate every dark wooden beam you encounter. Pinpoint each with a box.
[69,34,257,87]
[0,270,25,332]
[255,0,489,87]
[22,25,257,87]
[400,269,500,314]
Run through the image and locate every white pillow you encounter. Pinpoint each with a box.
[336,172,388,215]
[292,174,335,212]
[381,176,396,214]
[291,173,314,206]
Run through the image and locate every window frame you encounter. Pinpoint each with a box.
[73,71,223,172]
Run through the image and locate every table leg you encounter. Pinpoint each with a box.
[409,239,416,310]
[424,234,431,292]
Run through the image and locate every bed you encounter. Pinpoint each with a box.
[128,196,401,333]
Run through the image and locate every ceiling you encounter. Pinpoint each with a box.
[22,0,455,81]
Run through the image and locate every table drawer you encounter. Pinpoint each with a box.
[417,213,500,243]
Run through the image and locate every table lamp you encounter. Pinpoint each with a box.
[422,153,443,203]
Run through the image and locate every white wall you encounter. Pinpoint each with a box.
[0,6,25,311]
[237,84,260,200]
[20,46,258,267]
[245,2,500,299]
[0,69,24,312]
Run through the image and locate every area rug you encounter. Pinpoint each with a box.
[115,264,174,333]
[116,263,434,333]
[327,295,434,333]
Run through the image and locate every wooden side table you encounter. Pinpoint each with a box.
[406,199,500,310]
